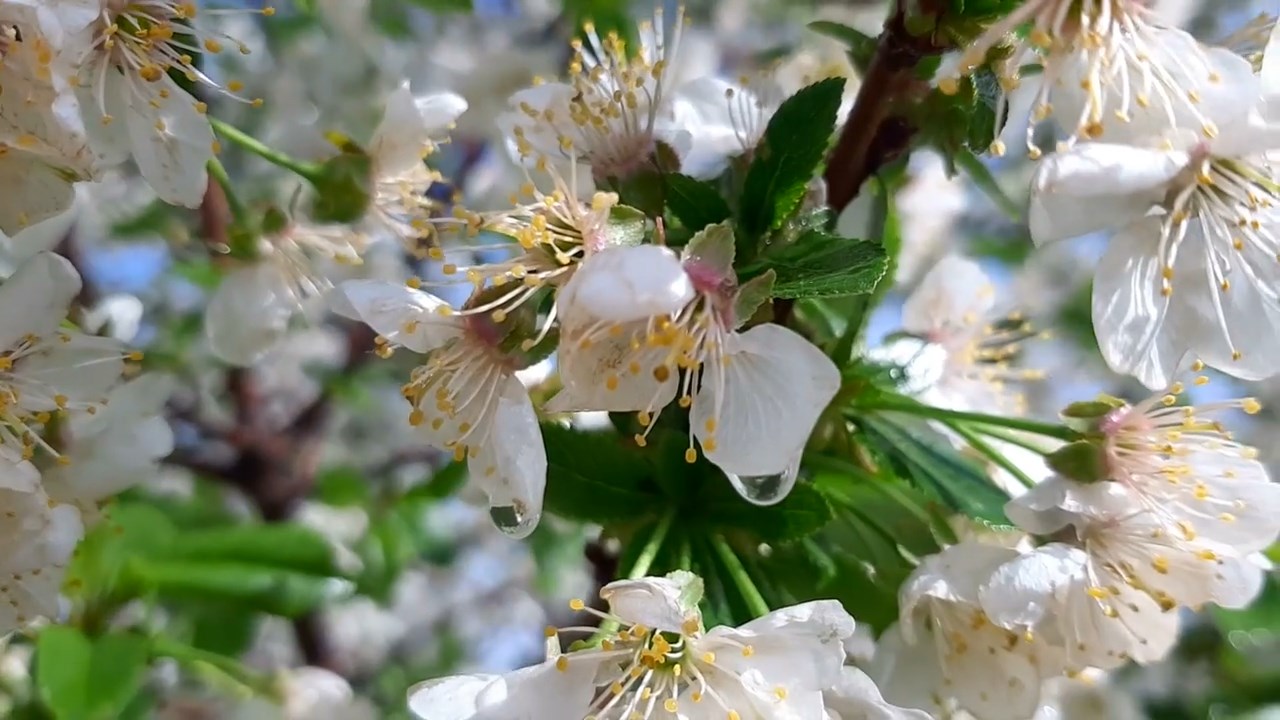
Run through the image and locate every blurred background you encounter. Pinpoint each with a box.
[2,0,1278,718]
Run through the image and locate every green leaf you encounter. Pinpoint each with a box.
[807,21,877,73]
[698,480,835,542]
[165,524,346,577]
[541,424,663,523]
[65,503,177,602]
[189,604,259,657]
[744,230,887,299]
[738,78,845,249]
[125,559,353,617]
[37,626,91,720]
[315,466,371,506]
[665,174,731,231]
[36,629,151,720]
[858,415,1011,523]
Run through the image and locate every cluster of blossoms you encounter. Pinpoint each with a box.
[942,0,1280,390]
[408,570,928,720]
[868,381,1280,719]
[330,10,842,539]
[0,0,275,231]
[0,252,171,635]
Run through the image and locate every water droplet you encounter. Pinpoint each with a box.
[489,502,540,538]
[725,457,800,506]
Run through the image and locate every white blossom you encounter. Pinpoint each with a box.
[0,452,82,633]
[0,251,129,461]
[499,8,689,181]
[205,222,369,366]
[671,74,782,179]
[938,0,1254,155]
[551,224,839,505]
[871,541,1065,720]
[368,82,467,247]
[407,571,856,720]
[41,372,174,520]
[332,280,545,538]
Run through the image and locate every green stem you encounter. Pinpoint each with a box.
[948,421,1037,490]
[627,510,675,580]
[970,424,1061,455]
[206,158,250,228]
[210,118,319,179]
[855,400,1080,441]
[152,636,276,696]
[709,535,770,618]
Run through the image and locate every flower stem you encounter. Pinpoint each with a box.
[947,421,1038,490]
[627,510,675,580]
[152,635,276,697]
[206,158,250,229]
[710,534,770,619]
[855,400,1080,441]
[210,118,319,180]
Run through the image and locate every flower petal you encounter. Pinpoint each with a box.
[1092,220,1183,389]
[900,254,994,336]
[557,245,694,325]
[600,571,704,634]
[371,83,467,177]
[0,252,80,350]
[331,280,463,354]
[122,76,214,208]
[468,374,546,539]
[1029,144,1183,244]
[692,323,839,479]
[206,264,296,367]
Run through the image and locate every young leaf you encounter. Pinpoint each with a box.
[807,21,877,73]
[665,173,731,231]
[36,629,151,720]
[738,78,845,248]
[164,524,348,577]
[744,230,887,298]
[124,560,354,617]
[541,423,664,523]
[857,415,1011,523]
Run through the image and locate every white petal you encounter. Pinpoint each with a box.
[0,150,77,236]
[206,264,296,367]
[0,251,80,349]
[558,245,694,325]
[901,255,995,336]
[467,375,546,539]
[1092,220,1183,389]
[371,83,467,177]
[600,571,704,634]
[547,321,677,413]
[706,600,854,692]
[823,667,934,720]
[866,624,948,717]
[1165,221,1280,381]
[692,324,839,479]
[1029,144,1183,244]
[980,543,1087,630]
[331,280,463,354]
[122,76,214,208]
[14,333,125,410]
[407,674,497,720]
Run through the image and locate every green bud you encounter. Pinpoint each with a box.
[308,134,373,224]
[1059,397,1126,433]
[1046,441,1111,484]
[260,205,290,236]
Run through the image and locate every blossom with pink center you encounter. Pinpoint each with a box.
[550,223,839,505]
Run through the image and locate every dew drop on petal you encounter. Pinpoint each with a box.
[724,462,800,507]
[489,503,541,538]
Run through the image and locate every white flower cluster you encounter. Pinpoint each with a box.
[0,252,172,636]
[944,0,1280,389]
[407,570,927,720]
[870,384,1280,719]
[330,11,842,539]
[0,0,276,236]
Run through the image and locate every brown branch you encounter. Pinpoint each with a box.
[823,3,946,214]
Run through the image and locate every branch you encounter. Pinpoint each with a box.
[823,3,945,214]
